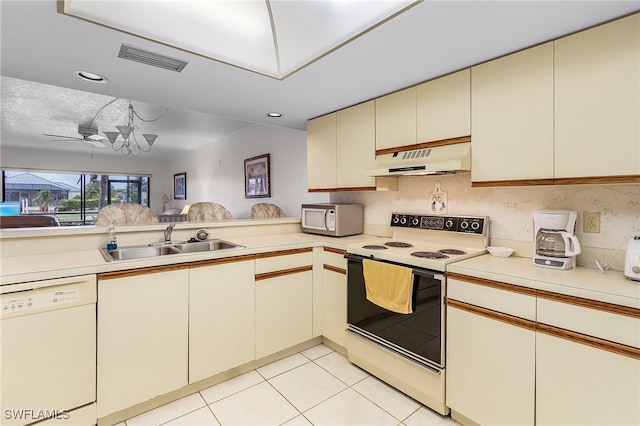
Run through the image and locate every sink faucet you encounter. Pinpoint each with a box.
[164,224,174,242]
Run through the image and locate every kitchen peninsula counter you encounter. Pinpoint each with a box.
[0,228,370,285]
[448,254,640,309]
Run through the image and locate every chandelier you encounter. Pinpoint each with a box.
[103,100,165,156]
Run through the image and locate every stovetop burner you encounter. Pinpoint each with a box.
[384,241,414,248]
[438,248,467,255]
[362,245,388,250]
[411,251,449,259]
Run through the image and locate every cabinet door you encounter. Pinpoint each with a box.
[446,305,535,426]
[536,332,640,425]
[375,87,416,150]
[417,69,470,143]
[321,250,347,347]
[189,259,255,383]
[554,14,640,178]
[471,42,554,183]
[336,101,376,189]
[307,113,337,190]
[97,269,189,417]
[255,270,313,359]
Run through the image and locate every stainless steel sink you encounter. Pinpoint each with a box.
[100,239,244,262]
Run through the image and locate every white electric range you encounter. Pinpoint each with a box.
[345,212,490,416]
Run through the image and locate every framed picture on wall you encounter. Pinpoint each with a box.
[174,172,186,200]
[244,154,271,198]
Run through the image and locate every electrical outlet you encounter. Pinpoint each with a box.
[583,212,600,233]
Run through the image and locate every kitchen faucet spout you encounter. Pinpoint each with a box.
[164,224,174,242]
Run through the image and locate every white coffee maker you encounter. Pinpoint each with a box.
[533,210,581,270]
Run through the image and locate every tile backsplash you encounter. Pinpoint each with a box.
[332,173,640,268]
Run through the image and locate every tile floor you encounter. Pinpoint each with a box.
[116,344,458,426]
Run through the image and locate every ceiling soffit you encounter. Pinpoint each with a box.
[60,0,419,79]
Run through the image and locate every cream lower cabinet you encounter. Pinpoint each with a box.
[189,257,255,384]
[255,249,314,359]
[97,269,189,418]
[535,297,640,425]
[446,277,536,426]
[321,247,348,347]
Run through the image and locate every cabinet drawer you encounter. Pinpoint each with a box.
[322,247,347,270]
[255,249,313,274]
[448,277,536,321]
[537,297,640,348]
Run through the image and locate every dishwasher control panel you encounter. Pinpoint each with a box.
[1,275,95,320]
[2,287,80,314]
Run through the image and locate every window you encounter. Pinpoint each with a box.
[2,170,150,226]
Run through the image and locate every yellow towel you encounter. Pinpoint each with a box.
[363,259,414,314]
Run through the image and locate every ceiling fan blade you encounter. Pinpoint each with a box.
[48,138,84,142]
[87,139,107,147]
[42,133,81,140]
[86,134,106,141]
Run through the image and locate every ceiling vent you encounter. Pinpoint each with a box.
[118,44,188,72]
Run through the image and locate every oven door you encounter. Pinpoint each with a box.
[346,254,445,371]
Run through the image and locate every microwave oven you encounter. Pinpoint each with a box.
[301,203,363,237]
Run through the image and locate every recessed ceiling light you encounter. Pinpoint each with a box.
[75,70,108,83]
[266,112,283,118]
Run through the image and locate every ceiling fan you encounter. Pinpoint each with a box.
[43,125,107,147]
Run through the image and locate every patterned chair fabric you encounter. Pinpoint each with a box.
[187,202,233,222]
[95,203,159,226]
[251,203,286,219]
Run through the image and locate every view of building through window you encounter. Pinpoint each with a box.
[1,171,149,225]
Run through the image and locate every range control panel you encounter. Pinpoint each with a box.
[390,213,489,236]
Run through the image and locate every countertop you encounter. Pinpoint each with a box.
[0,232,373,285]
[448,254,640,309]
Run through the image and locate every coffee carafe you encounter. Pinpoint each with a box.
[532,210,581,269]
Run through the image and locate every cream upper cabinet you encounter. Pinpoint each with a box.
[375,86,417,151]
[336,101,376,188]
[554,13,640,178]
[307,113,337,190]
[417,69,470,143]
[471,42,554,183]
[189,259,255,384]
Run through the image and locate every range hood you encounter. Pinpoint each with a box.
[365,143,471,176]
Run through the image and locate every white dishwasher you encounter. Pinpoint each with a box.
[1,274,97,426]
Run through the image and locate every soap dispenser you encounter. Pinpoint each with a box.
[107,225,118,250]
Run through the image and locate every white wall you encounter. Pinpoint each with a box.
[332,173,640,251]
[0,146,173,212]
[167,124,328,219]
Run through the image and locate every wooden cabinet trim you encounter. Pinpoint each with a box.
[255,247,313,259]
[537,323,640,360]
[448,272,538,297]
[255,265,313,281]
[472,175,640,187]
[324,264,346,275]
[323,247,347,256]
[98,263,190,280]
[308,188,337,193]
[448,299,536,331]
[187,254,256,269]
[536,289,640,319]
[451,272,640,319]
[375,135,471,156]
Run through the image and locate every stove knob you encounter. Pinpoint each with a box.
[400,216,407,225]
[392,215,400,224]
[471,221,481,231]
[411,217,420,227]
[445,219,454,229]
[460,220,469,230]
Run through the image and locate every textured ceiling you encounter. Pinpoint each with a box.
[1,1,638,160]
